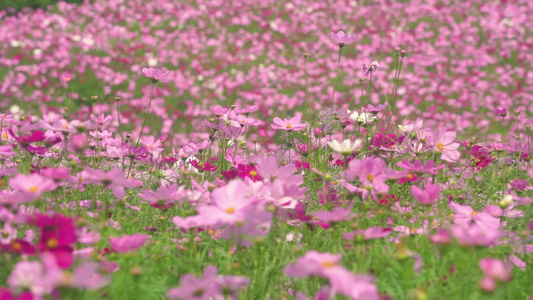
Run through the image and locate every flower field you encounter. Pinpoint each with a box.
[0,0,533,299]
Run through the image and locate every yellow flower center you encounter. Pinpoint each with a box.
[321,261,336,268]
[241,119,246,124]
[29,186,39,193]
[64,124,69,129]
[47,238,59,249]
[367,174,375,183]
[471,211,478,216]
[226,207,235,214]
[61,272,73,285]
[406,173,413,179]
[11,242,22,251]
[2,133,7,139]
[449,213,455,219]
[250,170,257,177]
[286,123,292,129]
[437,143,444,151]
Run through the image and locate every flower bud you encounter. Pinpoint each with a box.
[498,195,513,209]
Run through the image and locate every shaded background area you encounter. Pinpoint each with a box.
[0,0,83,12]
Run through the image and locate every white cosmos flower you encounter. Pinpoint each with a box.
[348,111,377,125]
[328,139,363,155]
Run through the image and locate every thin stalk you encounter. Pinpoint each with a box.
[329,47,343,121]
[67,81,74,116]
[304,57,311,121]
[287,131,292,162]
[116,100,122,135]
[390,56,404,116]
[365,72,373,105]
[136,83,155,146]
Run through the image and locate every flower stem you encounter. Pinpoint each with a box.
[116,100,122,135]
[329,47,343,123]
[287,131,292,162]
[304,57,311,121]
[136,83,155,147]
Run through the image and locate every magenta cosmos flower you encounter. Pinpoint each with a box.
[142,67,172,84]
[31,213,77,269]
[329,31,356,48]
[271,115,307,131]
[430,128,461,163]
[109,233,148,253]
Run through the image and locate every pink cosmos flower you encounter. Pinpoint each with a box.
[209,105,230,116]
[141,136,163,155]
[396,159,444,175]
[256,155,297,180]
[343,227,393,241]
[84,168,141,199]
[411,183,441,205]
[284,251,344,278]
[365,103,388,114]
[109,233,148,253]
[77,227,101,245]
[451,224,501,247]
[344,156,389,196]
[167,266,220,299]
[363,61,379,76]
[314,207,353,224]
[428,229,451,245]
[71,134,88,152]
[172,215,206,230]
[399,118,430,141]
[142,67,172,83]
[429,128,460,163]
[479,258,512,282]
[8,261,50,297]
[41,252,110,290]
[60,72,73,83]
[40,167,72,182]
[9,173,57,200]
[232,114,261,126]
[483,204,524,218]
[271,115,307,131]
[219,206,273,246]
[329,31,356,48]
[0,145,15,158]
[449,202,500,230]
[198,180,254,226]
[284,251,379,300]
[138,184,180,210]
